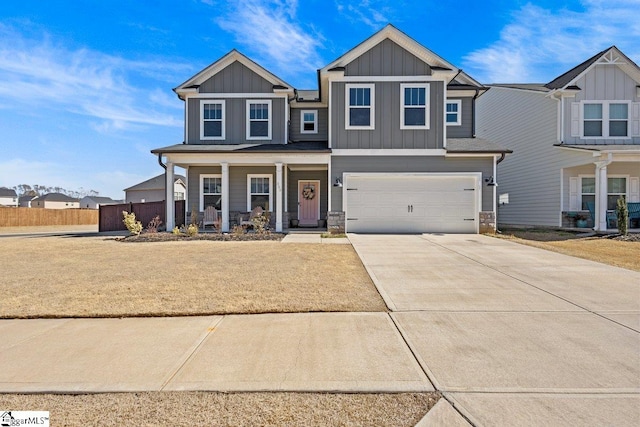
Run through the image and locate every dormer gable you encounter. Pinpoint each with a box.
[174,50,293,98]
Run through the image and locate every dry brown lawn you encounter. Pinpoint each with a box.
[496,228,640,272]
[0,235,386,318]
[0,392,440,426]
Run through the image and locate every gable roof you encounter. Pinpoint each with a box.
[35,193,78,202]
[174,49,293,98]
[320,24,483,87]
[546,46,640,89]
[0,187,17,197]
[82,196,118,204]
[124,174,186,192]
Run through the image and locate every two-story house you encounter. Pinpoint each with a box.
[477,46,640,231]
[152,25,510,233]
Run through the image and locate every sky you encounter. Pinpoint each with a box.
[1,0,639,199]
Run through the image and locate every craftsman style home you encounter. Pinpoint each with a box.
[477,46,640,231]
[153,25,510,233]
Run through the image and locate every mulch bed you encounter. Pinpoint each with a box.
[117,232,285,242]
[604,233,640,242]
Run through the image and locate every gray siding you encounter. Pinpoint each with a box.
[331,81,444,149]
[287,170,329,220]
[476,87,593,227]
[563,64,640,144]
[199,61,273,93]
[125,189,164,204]
[187,97,286,144]
[344,39,431,76]
[446,97,474,138]
[330,156,494,212]
[289,108,329,142]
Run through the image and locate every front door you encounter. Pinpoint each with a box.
[298,180,320,226]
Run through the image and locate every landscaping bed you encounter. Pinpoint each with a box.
[117,231,285,242]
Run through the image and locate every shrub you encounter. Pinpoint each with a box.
[146,215,162,233]
[172,226,181,235]
[616,196,628,236]
[251,214,270,235]
[231,225,246,236]
[122,211,142,236]
[186,223,198,237]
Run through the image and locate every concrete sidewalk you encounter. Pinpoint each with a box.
[0,313,432,394]
[350,233,640,426]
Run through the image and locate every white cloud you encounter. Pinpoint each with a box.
[463,1,640,83]
[0,24,187,130]
[215,0,323,83]
[335,0,390,30]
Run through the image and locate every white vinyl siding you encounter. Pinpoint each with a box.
[247,174,272,211]
[246,100,272,140]
[400,84,429,129]
[345,84,375,130]
[200,100,225,140]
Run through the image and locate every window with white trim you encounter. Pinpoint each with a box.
[346,84,374,129]
[247,174,272,211]
[246,100,272,140]
[581,176,627,210]
[200,100,225,140]
[200,174,222,211]
[400,84,429,129]
[446,100,461,126]
[300,110,317,134]
[582,101,629,138]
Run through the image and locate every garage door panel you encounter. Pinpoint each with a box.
[345,174,479,234]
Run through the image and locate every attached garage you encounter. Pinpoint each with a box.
[344,173,481,233]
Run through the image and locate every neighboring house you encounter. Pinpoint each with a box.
[31,193,80,209]
[18,195,37,207]
[152,25,510,233]
[79,196,121,209]
[0,188,18,207]
[477,46,640,231]
[124,174,186,204]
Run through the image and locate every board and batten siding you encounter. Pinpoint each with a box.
[198,61,274,93]
[187,97,286,144]
[331,81,444,149]
[344,39,432,76]
[446,97,474,138]
[476,87,592,227]
[330,156,494,212]
[563,64,640,145]
[289,108,329,142]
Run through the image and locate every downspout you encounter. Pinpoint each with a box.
[472,88,480,137]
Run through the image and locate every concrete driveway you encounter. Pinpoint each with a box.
[349,233,640,426]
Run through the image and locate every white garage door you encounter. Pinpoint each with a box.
[344,174,480,233]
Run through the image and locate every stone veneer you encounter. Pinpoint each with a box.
[479,211,496,234]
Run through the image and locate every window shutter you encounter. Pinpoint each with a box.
[570,102,580,137]
[631,102,640,137]
[630,177,640,203]
[569,177,579,210]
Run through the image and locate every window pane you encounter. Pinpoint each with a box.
[204,121,222,137]
[349,108,370,126]
[581,195,595,210]
[303,122,315,131]
[609,121,627,137]
[405,107,425,126]
[446,113,458,123]
[204,104,221,120]
[446,102,458,112]
[582,178,595,194]
[584,121,602,136]
[250,121,269,137]
[608,177,626,194]
[404,88,425,106]
[584,104,602,119]
[203,178,221,194]
[609,104,628,119]
[303,113,314,122]
[350,88,370,106]
[251,195,269,210]
[204,194,222,209]
[608,194,625,211]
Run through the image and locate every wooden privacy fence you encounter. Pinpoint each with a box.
[0,207,98,227]
[99,200,186,232]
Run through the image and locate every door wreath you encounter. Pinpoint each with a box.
[302,186,315,200]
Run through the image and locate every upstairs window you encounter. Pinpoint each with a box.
[201,101,225,140]
[401,84,429,129]
[346,84,374,129]
[300,110,318,134]
[247,100,272,140]
[582,101,629,138]
[446,100,462,126]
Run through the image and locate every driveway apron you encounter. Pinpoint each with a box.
[349,233,640,426]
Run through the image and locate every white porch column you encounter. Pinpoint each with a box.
[165,161,175,230]
[221,162,229,232]
[275,162,283,232]
[594,161,609,231]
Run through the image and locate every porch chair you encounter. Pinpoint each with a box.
[627,202,640,228]
[202,206,220,230]
[239,206,264,228]
[585,202,616,229]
